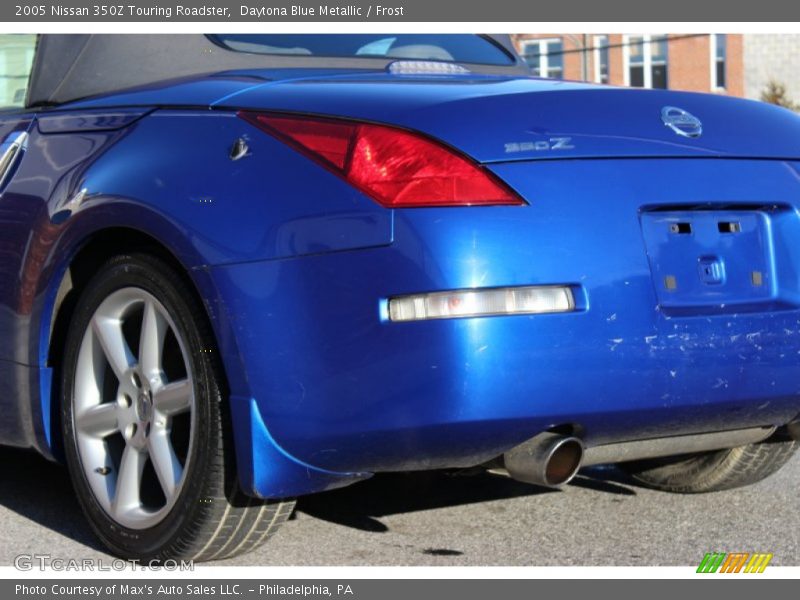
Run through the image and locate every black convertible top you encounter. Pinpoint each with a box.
[27,34,528,108]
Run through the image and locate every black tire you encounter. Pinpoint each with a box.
[619,438,798,494]
[61,253,295,562]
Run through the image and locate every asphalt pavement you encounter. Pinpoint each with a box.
[0,446,796,566]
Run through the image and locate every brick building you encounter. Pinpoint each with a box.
[511,34,745,97]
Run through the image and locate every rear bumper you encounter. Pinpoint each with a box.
[209,158,800,497]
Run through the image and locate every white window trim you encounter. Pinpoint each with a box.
[593,35,608,84]
[520,38,563,78]
[623,34,667,89]
[710,34,726,91]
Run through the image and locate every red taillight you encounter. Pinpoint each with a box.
[239,112,524,208]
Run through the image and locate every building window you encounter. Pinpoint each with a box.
[520,38,564,79]
[593,35,609,84]
[0,34,36,108]
[624,34,668,89]
[710,34,726,90]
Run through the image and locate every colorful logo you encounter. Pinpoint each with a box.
[697,552,773,573]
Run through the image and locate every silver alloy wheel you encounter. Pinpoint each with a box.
[73,287,195,530]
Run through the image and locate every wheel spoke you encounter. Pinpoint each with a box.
[92,315,135,382]
[148,430,183,498]
[112,446,145,517]
[139,299,167,380]
[154,379,192,416]
[76,403,119,438]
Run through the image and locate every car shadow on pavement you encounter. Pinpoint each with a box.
[296,466,639,532]
[0,446,640,548]
[0,446,107,555]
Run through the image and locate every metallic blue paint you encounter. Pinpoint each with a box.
[35,108,153,134]
[231,395,371,499]
[1,67,800,498]
[209,158,800,476]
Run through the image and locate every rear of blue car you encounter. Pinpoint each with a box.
[216,156,800,491]
[14,34,799,562]
[194,78,800,498]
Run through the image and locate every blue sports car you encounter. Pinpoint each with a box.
[0,33,798,562]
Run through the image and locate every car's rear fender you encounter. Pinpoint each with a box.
[17,109,388,473]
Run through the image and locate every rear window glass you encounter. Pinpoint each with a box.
[209,34,515,66]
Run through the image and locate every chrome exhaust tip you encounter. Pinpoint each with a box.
[503,432,584,488]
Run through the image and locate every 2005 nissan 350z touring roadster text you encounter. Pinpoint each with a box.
[0,34,798,561]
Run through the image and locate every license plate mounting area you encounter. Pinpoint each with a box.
[640,206,792,315]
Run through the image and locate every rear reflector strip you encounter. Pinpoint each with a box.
[388,286,575,322]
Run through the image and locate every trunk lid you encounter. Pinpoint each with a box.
[216,72,800,162]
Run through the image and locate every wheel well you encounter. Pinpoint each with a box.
[46,228,210,457]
